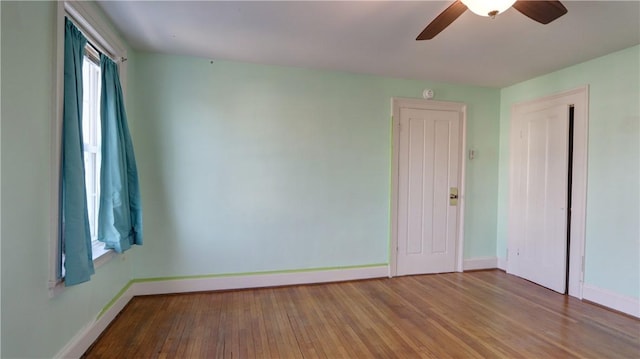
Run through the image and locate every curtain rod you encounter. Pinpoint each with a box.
[86,40,127,63]
[64,14,127,64]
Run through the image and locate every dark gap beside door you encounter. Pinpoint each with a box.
[565,105,575,294]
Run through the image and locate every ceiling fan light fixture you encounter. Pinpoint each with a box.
[461,0,517,17]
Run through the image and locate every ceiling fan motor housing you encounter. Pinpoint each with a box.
[461,0,517,17]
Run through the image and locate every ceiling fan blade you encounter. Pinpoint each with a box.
[416,1,468,40]
[512,0,568,24]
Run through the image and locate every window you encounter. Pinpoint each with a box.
[81,45,108,259]
[50,1,131,294]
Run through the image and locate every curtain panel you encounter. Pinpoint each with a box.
[98,54,143,253]
[61,18,95,286]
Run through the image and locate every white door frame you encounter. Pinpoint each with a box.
[389,98,467,277]
[507,86,589,298]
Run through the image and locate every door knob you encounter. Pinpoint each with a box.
[449,187,458,206]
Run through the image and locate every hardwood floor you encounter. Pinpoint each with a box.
[84,270,640,358]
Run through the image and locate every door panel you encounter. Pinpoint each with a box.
[509,104,569,293]
[432,120,452,254]
[397,107,460,275]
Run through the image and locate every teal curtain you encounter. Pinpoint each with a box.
[61,18,94,286]
[98,54,143,253]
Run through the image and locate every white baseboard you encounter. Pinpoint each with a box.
[463,257,498,271]
[54,265,388,358]
[497,257,507,270]
[55,285,135,358]
[582,283,640,318]
[133,265,388,296]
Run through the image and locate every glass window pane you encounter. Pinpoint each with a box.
[81,53,102,242]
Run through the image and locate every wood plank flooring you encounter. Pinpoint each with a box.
[83,270,640,358]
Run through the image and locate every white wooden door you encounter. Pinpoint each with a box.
[396,106,461,275]
[508,104,570,293]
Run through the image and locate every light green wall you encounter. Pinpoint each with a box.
[0,2,501,355]
[1,2,635,357]
[497,45,640,298]
[1,1,636,357]
[130,53,501,279]
[1,2,135,357]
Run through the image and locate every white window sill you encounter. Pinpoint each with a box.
[48,244,117,297]
[92,242,116,267]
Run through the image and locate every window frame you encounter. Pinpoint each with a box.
[50,1,128,296]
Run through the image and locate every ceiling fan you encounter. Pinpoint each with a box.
[417,0,568,40]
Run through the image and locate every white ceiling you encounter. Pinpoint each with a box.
[98,1,640,88]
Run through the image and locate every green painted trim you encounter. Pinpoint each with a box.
[97,280,134,319]
[131,263,388,283]
[97,263,388,319]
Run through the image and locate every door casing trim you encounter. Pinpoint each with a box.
[389,98,467,277]
[507,86,589,298]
